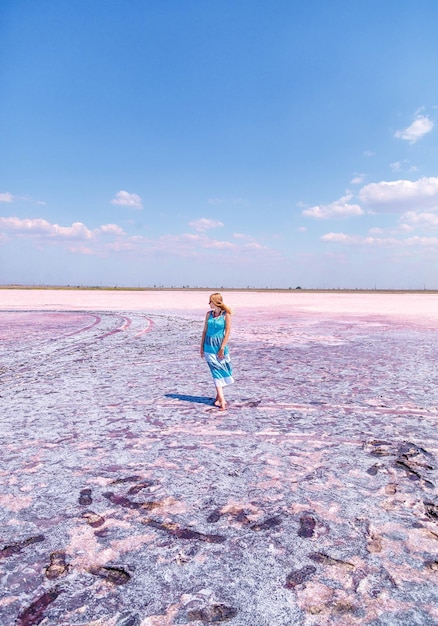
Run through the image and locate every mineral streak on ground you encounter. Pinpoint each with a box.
[1,290,438,625]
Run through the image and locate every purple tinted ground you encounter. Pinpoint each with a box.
[1,307,438,626]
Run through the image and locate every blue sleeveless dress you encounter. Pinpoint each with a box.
[204,311,234,388]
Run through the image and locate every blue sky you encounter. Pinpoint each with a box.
[1,0,438,289]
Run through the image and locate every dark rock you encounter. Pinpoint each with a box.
[1,534,45,559]
[309,552,354,568]
[187,604,238,622]
[103,492,159,512]
[111,475,141,485]
[89,565,131,585]
[143,519,226,543]
[234,510,250,525]
[82,511,105,527]
[298,515,316,538]
[285,565,316,588]
[128,480,156,494]
[207,509,222,523]
[424,501,438,519]
[115,612,140,626]
[250,516,281,531]
[17,587,62,626]
[79,489,92,506]
[45,551,70,579]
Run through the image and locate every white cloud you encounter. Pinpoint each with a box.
[401,211,438,229]
[390,161,402,171]
[99,223,125,235]
[296,226,307,232]
[111,190,143,209]
[359,176,438,211]
[369,227,383,235]
[321,232,359,244]
[363,150,375,157]
[189,218,224,231]
[394,114,434,144]
[302,194,363,219]
[0,192,14,203]
[0,217,94,240]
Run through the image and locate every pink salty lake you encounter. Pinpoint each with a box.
[1,289,438,626]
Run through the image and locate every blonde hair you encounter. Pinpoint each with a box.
[209,292,232,314]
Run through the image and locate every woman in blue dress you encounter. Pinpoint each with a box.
[200,292,234,410]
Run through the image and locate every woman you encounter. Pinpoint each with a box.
[200,292,234,410]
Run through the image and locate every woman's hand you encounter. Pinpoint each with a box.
[217,348,225,360]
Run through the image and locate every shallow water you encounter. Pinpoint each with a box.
[1,292,438,625]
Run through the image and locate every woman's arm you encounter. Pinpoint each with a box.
[200,312,209,357]
[218,312,231,359]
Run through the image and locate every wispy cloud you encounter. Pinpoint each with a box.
[0,192,14,203]
[0,213,275,263]
[111,190,143,209]
[321,231,438,247]
[207,197,249,206]
[189,218,224,231]
[394,114,434,144]
[350,173,366,185]
[302,194,363,219]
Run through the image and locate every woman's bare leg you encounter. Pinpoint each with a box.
[215,385,226,410]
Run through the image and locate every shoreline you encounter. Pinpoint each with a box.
[1,285,437,294]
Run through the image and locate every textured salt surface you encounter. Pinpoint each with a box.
[1,292,438,625]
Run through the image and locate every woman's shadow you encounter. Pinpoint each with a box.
[165,393,214,405]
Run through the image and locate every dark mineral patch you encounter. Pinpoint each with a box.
[143,519,226,543]
[111,475,142,485]
[367,464,380,476]
[298,515,316,538]
[187,604,238,622]
[127,480,156,495]
[285,565,316,589]
[367,440,393,456]
[207,509,222,523]
[45,551,70,579]
[250,516,281,531]
[398,442,435,467]
[424,501,438,519]
[309,552,354,568]
[103,491,159,512]
[115,613,140,626]
[425,560,438,571]
[0,534,45,559]
[235,510,251,524]
[17,587,62,626]
[89,565,131,585]
[78,488,93,506]
[82,510,105,527]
